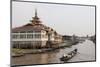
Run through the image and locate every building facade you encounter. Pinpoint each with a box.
[12,9,62,49]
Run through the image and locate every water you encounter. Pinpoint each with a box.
[12,40,95,65]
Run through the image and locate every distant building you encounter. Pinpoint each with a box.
[62,35,72,41]
[71,34,77,41]
[12,9,62,49]
[90,34,96,43]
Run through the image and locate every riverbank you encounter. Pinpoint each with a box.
[12,40,80,57]
[12,42,75,57]
[12,48,59,55]
[12,47,66,57]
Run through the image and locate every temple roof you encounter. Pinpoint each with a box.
[12,23,48,32]
[30,9,42,24]
[12,9,55,33]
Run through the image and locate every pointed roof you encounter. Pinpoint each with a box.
[30,9,42,24]
[12,9,56,33]
[35,8,38,18]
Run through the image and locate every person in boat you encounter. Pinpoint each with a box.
[74,49,77,52]
[68,49,77,55]
[63,54,67,57]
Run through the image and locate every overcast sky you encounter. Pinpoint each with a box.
[12,1,95,36]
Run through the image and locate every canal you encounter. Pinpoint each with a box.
[12,40,95,65]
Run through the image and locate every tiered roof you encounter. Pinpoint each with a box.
[12,9,55,33]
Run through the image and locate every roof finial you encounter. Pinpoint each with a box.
[35,8,37,17]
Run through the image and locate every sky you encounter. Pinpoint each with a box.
[12,1,95,36]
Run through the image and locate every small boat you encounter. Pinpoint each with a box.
[60,49,77,61]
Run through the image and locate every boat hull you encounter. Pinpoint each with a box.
[60,49,77,61]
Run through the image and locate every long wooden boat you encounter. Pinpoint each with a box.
[60,49,77,61]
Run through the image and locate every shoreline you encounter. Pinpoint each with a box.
[12,41,79,57]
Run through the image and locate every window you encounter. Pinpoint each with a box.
[42,34,46,38]
[20,34,26,38]
[27,34,33,39]
[35,34,41,38]
[12,34,19,39]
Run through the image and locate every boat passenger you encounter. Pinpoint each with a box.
[63,54,66,57]
[74,49,77,52]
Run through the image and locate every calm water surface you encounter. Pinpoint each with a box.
[12,40,95,65]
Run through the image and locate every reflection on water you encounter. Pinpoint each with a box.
[12,40,95,65]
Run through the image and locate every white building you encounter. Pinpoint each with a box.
[12,9,62,49]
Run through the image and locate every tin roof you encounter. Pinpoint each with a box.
[12,23,49,32]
